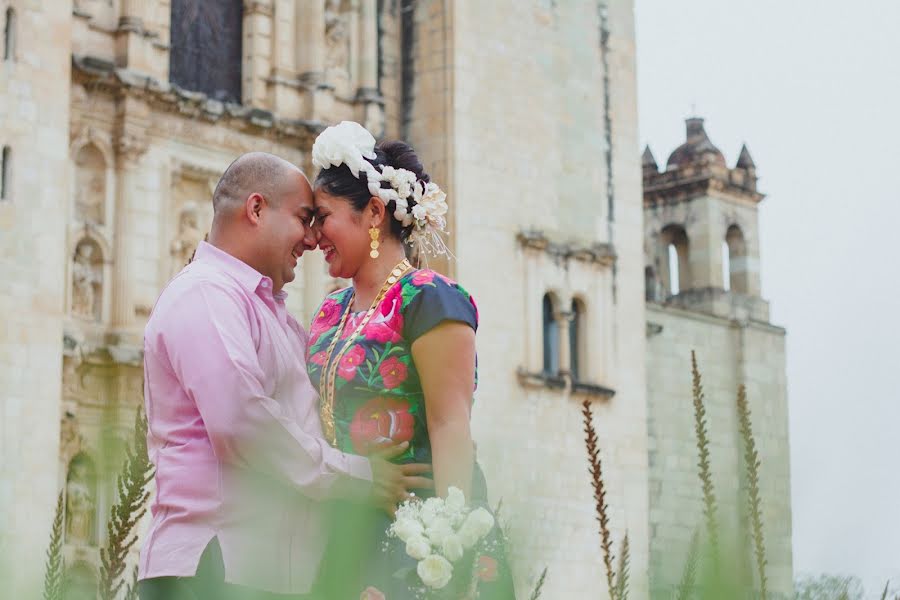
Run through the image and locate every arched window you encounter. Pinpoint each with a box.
[570,298,586,381]
[1,146,10,201]
[667,244,680,295]
[542,293,559,375]
[660,224,689,296]
[721,241,731,292]
[169,0,243,102]
[3,8,14,62]
[725,224,747,293]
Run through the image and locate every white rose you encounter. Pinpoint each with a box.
[464,507,495,538]
[411,204,428,221]
[458,522,480,549]
[420,497,443,524]
[405,535,432,561]
[445,487,466,512]
[417,555,453,589]
[425,517,453,546]
[441,534,464,562]
[392,517,424,543]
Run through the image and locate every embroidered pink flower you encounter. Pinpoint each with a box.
[314,298,342,329]
[379,357,408,389]
[309,351,327,366]
[363,293,403,344]
[477,555,498,583]
[360,586,385,600]
[411,270,435,285]
[341,312,364,339]
[338,345,366,380]
[349,397,414,455]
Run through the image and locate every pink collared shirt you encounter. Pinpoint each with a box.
[139,241,372,594]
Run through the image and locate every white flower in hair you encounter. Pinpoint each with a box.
[419,182,448,219]
[311,121,377,178]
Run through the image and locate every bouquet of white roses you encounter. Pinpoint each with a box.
[388,487,496,593]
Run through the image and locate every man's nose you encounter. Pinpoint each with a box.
[303,224,320,249]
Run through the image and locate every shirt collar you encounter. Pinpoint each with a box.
[193,241,276,296]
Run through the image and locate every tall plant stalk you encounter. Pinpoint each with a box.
[690,351,719,558]
[737,384,769,600]
[675,530,700,600]
[582,399,617,599]
[42,491,65,600]
[528,567,548,600]
[614,534,630,600]
[98,406,154,600]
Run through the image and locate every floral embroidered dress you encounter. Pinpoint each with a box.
[308,268,477,465]
[306,269,515,599]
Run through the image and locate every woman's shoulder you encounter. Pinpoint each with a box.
[402,268,469,294]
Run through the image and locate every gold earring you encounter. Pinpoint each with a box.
[369,227,380,259]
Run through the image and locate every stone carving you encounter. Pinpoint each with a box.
[65,456,95,545]
[72,240,103,321]
[73,144,106,225]
[59,411,83,465]
[170,202,204,273]
[325,0,351,85]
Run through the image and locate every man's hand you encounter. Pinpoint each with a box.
[368,442,433,516]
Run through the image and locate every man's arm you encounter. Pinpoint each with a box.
[148,279,372,502]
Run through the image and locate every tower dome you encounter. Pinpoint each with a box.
[666,117,726,169]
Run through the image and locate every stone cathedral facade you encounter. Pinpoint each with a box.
[0,1,791,598]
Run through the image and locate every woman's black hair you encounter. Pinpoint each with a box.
[313,140,430,242]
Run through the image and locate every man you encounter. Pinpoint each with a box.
[138,153,430,600]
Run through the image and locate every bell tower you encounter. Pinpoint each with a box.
[642,117,768,320]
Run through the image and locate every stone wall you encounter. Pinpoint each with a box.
[646,304,793,598]
[0,0,74,594]
[438,1,649,597]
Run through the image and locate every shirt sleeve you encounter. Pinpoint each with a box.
[402,272,479,344]
[149,279,372,502]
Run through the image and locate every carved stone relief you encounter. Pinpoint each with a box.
[71,238,104,321]
[170,173,215,277]
[65,454,96,545]
[73,144,106,226]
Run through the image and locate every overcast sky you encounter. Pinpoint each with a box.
[634,0,900,595]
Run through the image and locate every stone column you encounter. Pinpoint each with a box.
[111,98,149,334]
[116,0,155,74]
[356,0,384,136]
[296,0,326,84]
[556,308,573,376]
[243,0,275,109]
[358,0,378,91]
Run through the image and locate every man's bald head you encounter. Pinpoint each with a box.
[212,152,307,220]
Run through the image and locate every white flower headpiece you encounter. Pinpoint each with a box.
[311,121,452,259]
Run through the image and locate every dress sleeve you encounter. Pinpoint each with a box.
[401,271,478,344]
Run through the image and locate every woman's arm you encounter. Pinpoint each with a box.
[411,321,477,499]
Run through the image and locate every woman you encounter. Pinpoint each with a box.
[306,122,514,599]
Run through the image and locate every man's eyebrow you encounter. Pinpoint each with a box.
[298,206,315,215]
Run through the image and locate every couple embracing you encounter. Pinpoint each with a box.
[137,122,514,599]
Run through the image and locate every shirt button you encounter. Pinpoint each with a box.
[261,280,270,288]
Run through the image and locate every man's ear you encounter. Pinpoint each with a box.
[367,196,387,227]
[245,192,265,225]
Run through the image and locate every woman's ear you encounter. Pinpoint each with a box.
[367,196,387,228]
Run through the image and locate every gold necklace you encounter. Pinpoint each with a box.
[319,258,413,446]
